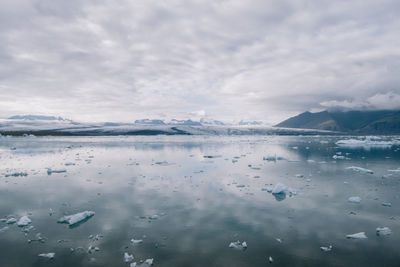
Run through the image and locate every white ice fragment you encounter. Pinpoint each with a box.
[131,239,143,245]
[382,202,392,207]
[17,216,31,227]
[320,245,332,251]
[376,227,392,236]
[124,252,134,262]
[348,197,361,203]
[0,226,9,233]
[295,174,304,178]
[58,211,95,226]
[271,183,287,194]
[346,232,367,239]
[269,256,273,263]
[236,184,246,188]
[131,259,154,267]
[346,166,374,174]
[148,215,159,220]
[6,218,16,224]
[38,253,55,259]
[229,240,247,250]
[47,168,67,175]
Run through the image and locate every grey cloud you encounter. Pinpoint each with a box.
[0,0,399,123]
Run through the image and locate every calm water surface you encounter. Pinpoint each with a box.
[0,135,399,267]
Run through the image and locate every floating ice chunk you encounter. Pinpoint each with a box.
[131,239,143,245]
[47,168,67,175]
[229,240,247,250]
[271,183,287,194]
[381,202,392,207]
[271,183,296,195]
[348,197,361,203]
[376,227,392,236]
[6,217,16,224]
[320,245,332,252]
[131,259,154,267]
[65,162,76,166]
[236,184,246,188]
[332,155,345,160]
[346,166,374,174]
[0,226,9,233]
[268,256,273,263]
[148,215,159,220]
[58,211,95,226]
[346,232,367,239]
[17,216,31,227]
[295,174,304,178]
[38,253,55,259]
[5,172,28,177]
[124,252,134,262]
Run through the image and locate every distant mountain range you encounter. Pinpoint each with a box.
[276,110,400,134]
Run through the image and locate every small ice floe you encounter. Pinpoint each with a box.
[261,186,273,193]
[271,183,296,196]
[376,227,392,236]
[0,226,9,233]
[65,162,76,166]
[346,232,367,239]
[295,174,304,178]
[38,253,55,259]
[87,246,100,253]
[130,258,154,267]
[332,155,346,160]
[58,211,95,226]
[320,245,332,252]
[6,217,17,224]
[131,238,143,245]
[236,184,246,188]
[346,166,374,174]
[382,202,392,207]
[124,252,134,262]
[5,172,28,177]
[348,197,361,204]
[17,216,32,227]
[47,168,67,175]
[388,168,400,173]
[275,238,282,243]
[268,256,273,263]
[148,215,159,220]
[229,240,247,250]
[28,233,46,243]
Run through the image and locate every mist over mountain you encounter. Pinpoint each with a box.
[276,110,400,134]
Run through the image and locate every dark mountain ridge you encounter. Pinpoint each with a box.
[276,110,400,134]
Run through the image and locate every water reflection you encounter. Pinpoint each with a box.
[0,136,399,266]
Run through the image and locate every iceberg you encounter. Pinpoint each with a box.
[131,238,143,245]
[17,216,32,227]
[229,240,247,250]
[58,211,95,226]
[376,227,392,236]
[346,166,374,174]
[348,197,361,203]
[130,259,154,267]
[6,217,16,224]
[124,252,134,262]
[38,253,55,259]
[320,245,332,252]
[346,232,367,239]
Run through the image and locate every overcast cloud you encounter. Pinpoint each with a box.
[0,0,399,123]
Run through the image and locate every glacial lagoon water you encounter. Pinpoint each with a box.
[0,135,399,267]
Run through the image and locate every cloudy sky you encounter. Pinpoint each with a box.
[0,0,399,123]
